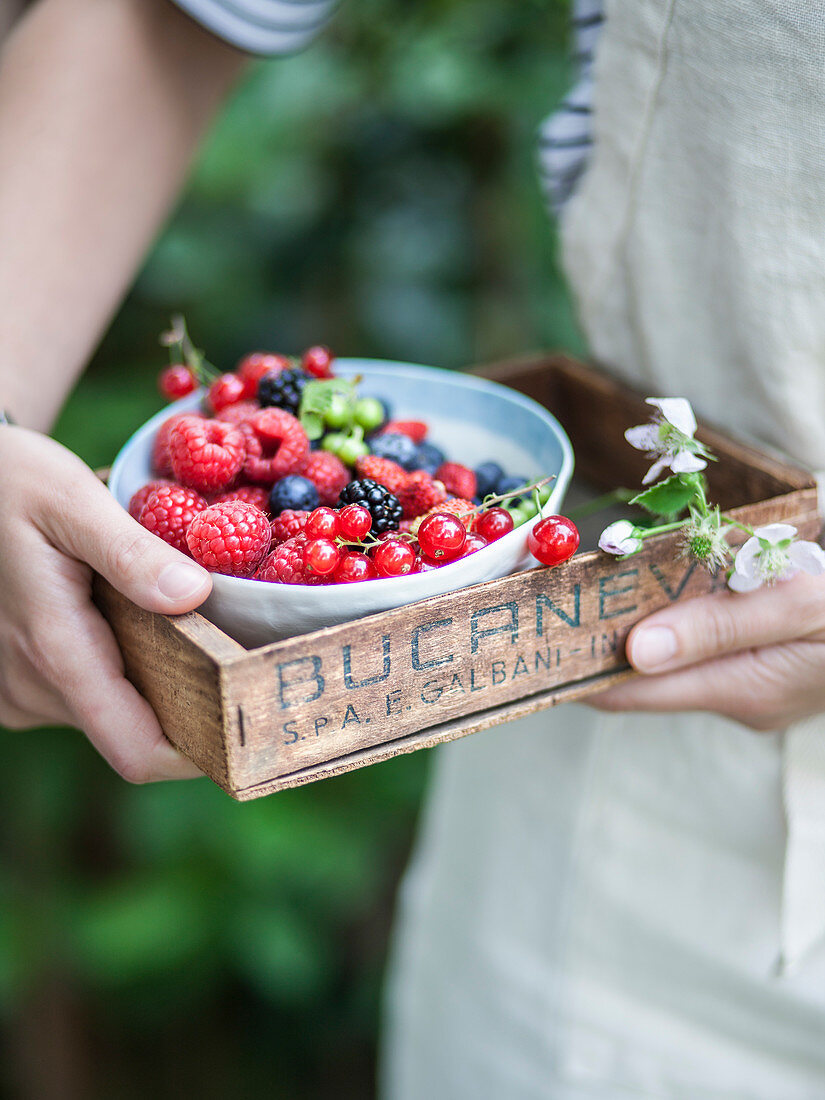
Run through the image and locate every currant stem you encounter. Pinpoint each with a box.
[160,314,220,384]
[479,474,555,512]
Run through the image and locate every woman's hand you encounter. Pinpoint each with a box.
[0,426,212,781]
[591,572,825,730]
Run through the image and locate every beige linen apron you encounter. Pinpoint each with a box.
[382,3,825,1097]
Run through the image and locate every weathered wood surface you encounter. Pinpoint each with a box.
[474,355,814,506]
[96,353,822,799]
[221,489,819,794]
[92,576,242,788]
[233,669,637,799]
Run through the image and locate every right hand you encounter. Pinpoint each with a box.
[0,425,213,782]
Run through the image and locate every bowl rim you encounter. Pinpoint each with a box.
[108,357,575,595]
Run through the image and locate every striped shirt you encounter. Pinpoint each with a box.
[172,0,604,209]
[538,0,604,212]
[171,0,339,56]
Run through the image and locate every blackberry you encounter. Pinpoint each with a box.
[258,367,308,416]
[338,478,402,534]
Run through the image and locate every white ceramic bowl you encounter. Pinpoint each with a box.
[109,359,574,647]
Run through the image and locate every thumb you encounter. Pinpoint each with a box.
[626,572,825,675]
[45,469,212,614]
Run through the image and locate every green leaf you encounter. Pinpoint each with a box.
[630,474,698,518]
[299,412,325,440]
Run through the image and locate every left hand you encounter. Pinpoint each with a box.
[590,572,825,731]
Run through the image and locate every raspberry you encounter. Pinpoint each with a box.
[212,485,271,514]
[152,412,203,477]
[338,478,402,534]
[237,352,290,399]
[169,416,246,493]
[410,498,476,535]
[397,471,447,519]
[215,400,260,425]
[139,485,207,554]
[381,420,427,443]
[355,455,409,496]
[256,534,324,585]
[436,462,477,500]
[128,479,173,520]
[298,450,350,506]
[257,367,308,416]
[242,407,309,486]
[270,509,309,544]
[186,501,271,576]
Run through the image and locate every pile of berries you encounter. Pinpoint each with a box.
[134,324,579,584]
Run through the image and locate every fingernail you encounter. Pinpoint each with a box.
[157,562,209,601]
[631,626,678,671]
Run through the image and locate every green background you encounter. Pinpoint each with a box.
[3,2,582,1095]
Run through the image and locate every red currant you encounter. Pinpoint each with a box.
[457,532,488,558]
[159,364,196,400]
[333,551,378,583]
[417,512,467,561]
[208,373,246,412]
[527,515,580,567]
[302,345,334,378]
[305,507,341,541]
[373,539,417,577]
[338,504,372,541]
[412,555,441,572]
[472,507,514,543]
[304,537,340,576]
[237,352,290,398]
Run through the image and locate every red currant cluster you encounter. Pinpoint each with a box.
[130,322,580,583]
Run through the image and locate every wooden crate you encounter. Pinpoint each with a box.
[94,354,821,800]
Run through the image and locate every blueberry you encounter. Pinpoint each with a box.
[474,461,504,499]
[412,441,445,475]
[497,474,531,504]
[269,475,319,516]
[370,431,419,471]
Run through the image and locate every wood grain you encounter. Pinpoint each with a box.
[96,353,822,799]
[220,489,819,792]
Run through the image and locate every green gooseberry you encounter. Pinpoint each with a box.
[353,397,385,432]
[321,432,348,455]
[324,393,352,429]
[505,503,532,528]
[338,438,370,466]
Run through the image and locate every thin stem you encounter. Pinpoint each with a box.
[721,517,755,536]
[638,520,687,538]
[480,474,555,511]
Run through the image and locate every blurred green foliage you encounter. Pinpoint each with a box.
[3,2,580,1096]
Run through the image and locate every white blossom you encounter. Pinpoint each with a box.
[625,397,709,485]
[728,523,825,592]
[680,513,730,573]
[599,520,644,556]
